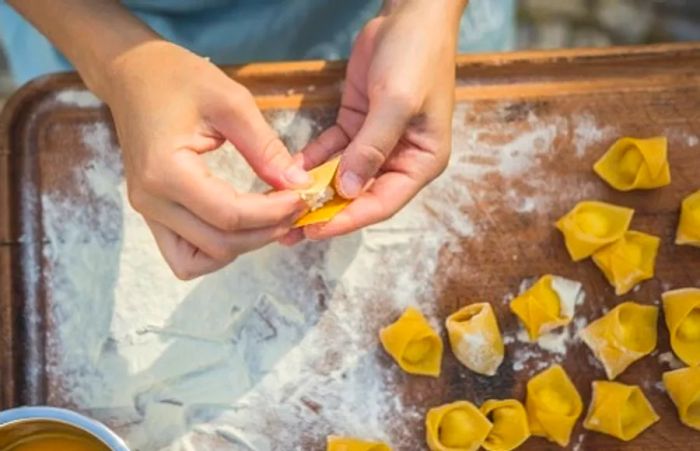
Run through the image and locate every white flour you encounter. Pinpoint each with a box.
[38,96,615,450]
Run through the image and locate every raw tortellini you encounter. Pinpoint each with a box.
[294,156,351,227]
[663,366,700,431]
[480,399,530,451]
[592,231,660,295]
[425,401,492,451]
[676,189,700,247]
[446,303,504,376]
[663,288,700,367]
[555,201,634,261]
[525,365,583,447]
[326,436,391,451]
[583,381,659,441]
[593,136,671,191]
[510,275,583,341]
[379,307,443,377]
[579,302,658,379]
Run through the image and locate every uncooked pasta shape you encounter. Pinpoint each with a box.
[326,436,391,451]
[579,302,658,380]
[663,366,700,431]
[555,201,634,261]
[592,231,660,295]
[510,275,583,341]
[583,381,659,441]
[676,190,700,247]
[379,307,443,377]
[480,399,530,451]
[425,401,492,451]
[446,303,504,376]
[294,156,351,227]
[662,288,700,367]
[526,365,583,447]
[593,136,671,191]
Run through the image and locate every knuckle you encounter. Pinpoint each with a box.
[220,207,241,231]
[171,263,196,281]
[226,85,255,109]
[355,142,387,171]
[371,82,420,114]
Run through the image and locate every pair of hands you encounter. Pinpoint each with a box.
[107,1,462,279]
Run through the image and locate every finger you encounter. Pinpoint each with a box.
[278,228,305,247]
[297,124,351,170]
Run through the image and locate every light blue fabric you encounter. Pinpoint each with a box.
[0,0,515,85]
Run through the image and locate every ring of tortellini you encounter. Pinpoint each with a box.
[663,366,700,431]
[591,231,660,295]
[676,189,700,247]
[294,156,351,227]
[326,436,391,451]
[525,364,583,447]
[425,401,492,451]
[555,201,634,261]
[583,381,659,441]
[579,301,658,379]
[593,136,671,191]
[662,288,700,367]
[479,399,530,451]
[446,303,504,376]
[379,307,443,377]
[510,275,583,341]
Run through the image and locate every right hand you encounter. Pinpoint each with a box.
[104,41,310,279]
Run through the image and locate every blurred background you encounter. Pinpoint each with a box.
[1,0,699,108]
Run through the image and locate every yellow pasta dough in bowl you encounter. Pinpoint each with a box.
[525,364,582,447]
[593,136,670,191]
[663,366,700,431]
[479,399,530,451]
[555,201,634,261]
[294,156,351,227]
[592,231,660,295]
[662,288,700,367]
[583,381,659,441]
[579,301,658,379]
[379,307,443,377]
[676,189,700,247]
[445,303,504,376]
[510,275,583,341]
[425,401,492,451]
[326,436,391,451]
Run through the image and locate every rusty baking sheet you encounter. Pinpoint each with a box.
[2,44,700,450]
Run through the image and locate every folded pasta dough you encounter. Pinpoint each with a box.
[326,436,391,451]
[662,288,700,367]
[526,365,582,447]
[663,366,700,431]
[480,399,530,451]
[379,307,443,377]
[593,136,671,191]
[583,381,659,441]
[555,201,634,261]
[446,303,504,376]
[579,302,658,379]
[294,157,351,227]
[510,275,583,341]
[676,190,700,247]
[592,231,660,295]
[425,401,493,451]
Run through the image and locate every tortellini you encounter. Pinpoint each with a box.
[510,275,583,341]
[593,136,671,191]
[525,365,583,447]
[583,381,659,441]
[425,401,492,451]
[480,399,530,451]
[676,189,700,247]
[555,201,634,261]
[446,303,504,376]
[326,436,391,451]
[579,302,658,379]
[294,156,351,227]
[662,288,700,367]
[379,307,443,377]
[592,231,660,295]
[663,366,700,431]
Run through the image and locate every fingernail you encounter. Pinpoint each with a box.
[340,171,363,198]
[285,165,312,187]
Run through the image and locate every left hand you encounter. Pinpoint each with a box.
[283,0,465,244]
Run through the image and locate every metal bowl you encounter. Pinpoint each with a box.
[0,406,129,450]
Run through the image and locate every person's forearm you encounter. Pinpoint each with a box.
[8,0,160,100]
[381,0,467,36]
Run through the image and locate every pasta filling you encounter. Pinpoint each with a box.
[678,309,700,342]
[439,410,473,448]
[575,210,610,237]
[403,337,434,364]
